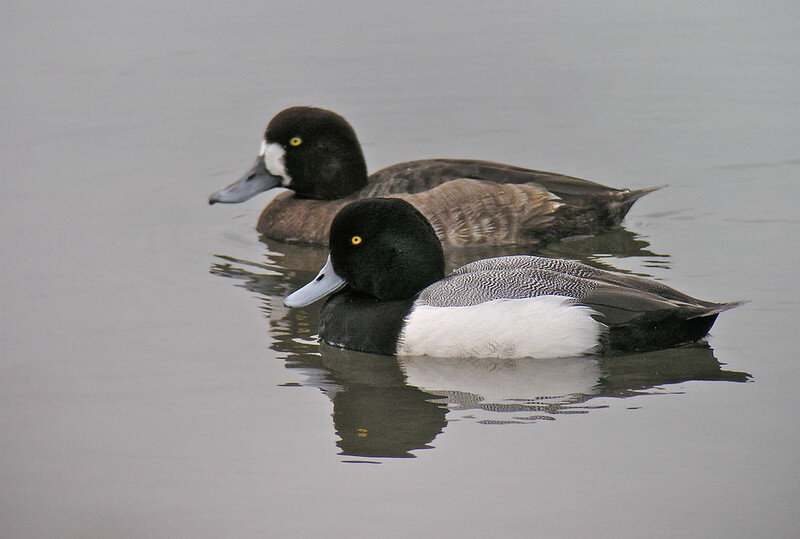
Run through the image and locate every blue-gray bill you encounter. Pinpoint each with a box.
[284,256,347,307]
[208,156,283,204]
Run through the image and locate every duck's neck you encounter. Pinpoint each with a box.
[319,292,417,355]
[289,148,368,200]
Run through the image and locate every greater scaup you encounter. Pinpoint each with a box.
[284,198,741,358]
[209,106,660,246]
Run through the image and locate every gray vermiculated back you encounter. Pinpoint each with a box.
[417,267,598,307]
[453,255,603,278]
[452,256,705,304]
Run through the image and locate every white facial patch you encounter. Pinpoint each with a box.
[397,295,604,359]
[263,142,292,187]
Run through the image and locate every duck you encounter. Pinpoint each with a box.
[209,106,660,246]
[283,198,741,359]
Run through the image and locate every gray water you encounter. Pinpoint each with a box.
[3,1,799,536]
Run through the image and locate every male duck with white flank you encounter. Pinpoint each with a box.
[284,198,741,359]
[209,106,660,246]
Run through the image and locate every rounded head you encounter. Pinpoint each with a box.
[329,198,446,300]
[265,106,368,199]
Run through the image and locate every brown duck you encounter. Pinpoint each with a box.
[209,106,660,246]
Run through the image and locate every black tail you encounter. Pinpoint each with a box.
[607,301,744,353]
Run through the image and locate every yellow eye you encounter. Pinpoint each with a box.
[350,235,362,245]
[289,137,302,146]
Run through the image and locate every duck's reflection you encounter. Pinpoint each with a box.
[442,225,670,273]
[210,229,748,459]
[316,343,748,456]
[315,348,447,458]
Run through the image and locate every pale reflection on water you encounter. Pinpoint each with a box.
[211,230,749,459]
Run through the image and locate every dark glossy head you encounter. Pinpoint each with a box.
[265,106,368,199]
[329,198,445,300]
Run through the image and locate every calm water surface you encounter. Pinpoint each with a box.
[3,2,799,536]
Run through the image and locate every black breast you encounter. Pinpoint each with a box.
[318,291,416,355]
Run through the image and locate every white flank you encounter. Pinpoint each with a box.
[396,295,604,359]
[263,142,292,186]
